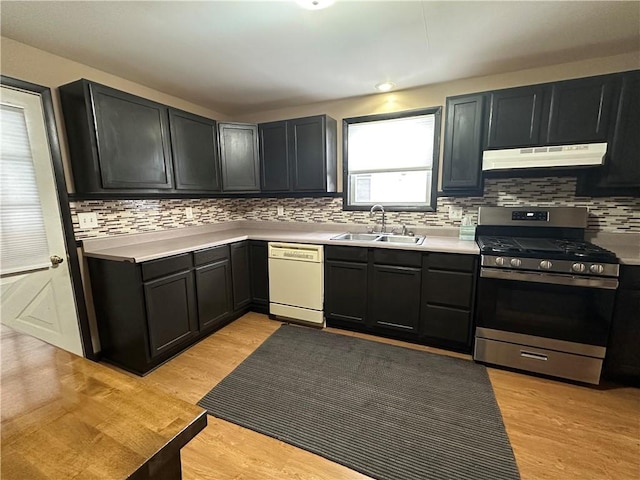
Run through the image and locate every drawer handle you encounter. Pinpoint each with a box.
[520,351,548,361]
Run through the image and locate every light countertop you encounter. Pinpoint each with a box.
[588,232,640,266]
[82,222,480,263]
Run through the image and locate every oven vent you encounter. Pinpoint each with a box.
[482,143,607,171]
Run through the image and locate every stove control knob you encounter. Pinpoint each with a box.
[590,264,605,274]
[539,260,553,270]
[510,258,522,267]
[495,257,506,266]
[572,262,586,273]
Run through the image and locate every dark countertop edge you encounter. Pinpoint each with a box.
[128,410,207,480]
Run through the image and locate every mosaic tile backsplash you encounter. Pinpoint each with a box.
[70,176,640,239]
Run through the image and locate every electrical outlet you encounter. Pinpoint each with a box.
[78,212,98,229]
[185,207,194,219]
[277,205,284,216]
[449,206,463,221]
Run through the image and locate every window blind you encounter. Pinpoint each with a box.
[0,104,51,275]
[348,114,436,173]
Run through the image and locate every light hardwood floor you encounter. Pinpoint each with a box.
[123,313,640,480]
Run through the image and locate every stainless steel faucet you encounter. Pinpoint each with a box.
[370,204,386,233]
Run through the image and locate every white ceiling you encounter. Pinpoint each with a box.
[2,1,639,116]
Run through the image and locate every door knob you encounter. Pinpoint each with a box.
[50,255,64,266]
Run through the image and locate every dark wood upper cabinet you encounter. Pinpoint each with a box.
[258,115,337,193]
[289,115,337,192]
[487,85,546,149]
[441,93,486,196]
[259,121,290,191]
[169,109,220,192]
[547,76,615,144]
[577,71,640,196]
[218,123,260,192]
[59,79,174,193]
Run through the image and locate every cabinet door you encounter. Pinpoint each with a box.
[370,265,421,333]
[230,241,251,310]
[604,289,640,383]
[144,271,197,358]
[289,116,326,191]
[91,84,173,189]
[487,86,545,149]
[259,121,290,191]
[325,260,368,325]
[219,123,260,192]
[577,71,640,196]
[547,76,614,144]
[169,109,220,191]
[195,259,232,332]
[249,241,269,308]
[442,94,486,195]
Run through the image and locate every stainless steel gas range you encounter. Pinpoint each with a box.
[473,206,619,384]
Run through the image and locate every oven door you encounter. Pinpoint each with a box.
[476,268,617,347]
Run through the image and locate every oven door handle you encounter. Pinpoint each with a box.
[480,267,619,290]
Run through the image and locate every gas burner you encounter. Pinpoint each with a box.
[477,235,618,264]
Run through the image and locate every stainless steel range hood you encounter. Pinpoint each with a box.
[482,143,607,171]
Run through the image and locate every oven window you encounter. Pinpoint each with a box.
[476,278,615,346]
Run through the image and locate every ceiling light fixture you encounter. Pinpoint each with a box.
[296,0,335,10]
[375,82,396,92]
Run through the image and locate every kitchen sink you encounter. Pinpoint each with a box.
[330,233,425,245]
[376,234,425,244]
[331,233,381,241]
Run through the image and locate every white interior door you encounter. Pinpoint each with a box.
[0,85,83,356]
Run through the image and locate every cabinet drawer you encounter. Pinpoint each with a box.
[141,253,192,281]
[325,245,368,262]
[474,338,603,385]
[421,305,471,345]
[426,253,476,272]
[194,244,230,266]
[373,249,421,267]
[424,270,473,308]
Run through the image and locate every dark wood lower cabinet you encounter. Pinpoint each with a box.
[421,304,472,345]
[144,270,198,358]
[91,241,481,374]
[370,264,421,333]
[420,253,477,350]
[231,241,251,311]
[604,265,640,385]
[325,246,476,351]
[249,241,269,312]
[89,244,253,375]
[195,259,233,332]
[325,259,368,325]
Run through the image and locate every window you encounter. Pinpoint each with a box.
[343,107,441,211]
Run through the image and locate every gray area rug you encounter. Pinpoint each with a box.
[198,325,520,480]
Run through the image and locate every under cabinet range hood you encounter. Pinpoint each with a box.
[482,143,607,171]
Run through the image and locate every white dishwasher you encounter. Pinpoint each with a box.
[268,242,324,326]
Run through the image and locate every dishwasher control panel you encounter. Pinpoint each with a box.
[268,243,323,263]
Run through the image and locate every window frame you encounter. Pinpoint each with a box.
[342,106,442,212]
